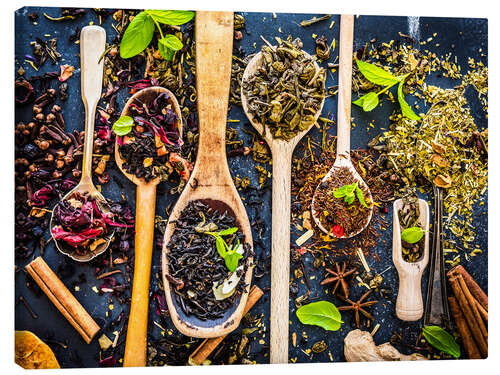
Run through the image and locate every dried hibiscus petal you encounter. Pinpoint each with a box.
[58,64,75,82]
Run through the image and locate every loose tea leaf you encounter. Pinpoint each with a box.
[422,326,460,358]
[296,301,343,331]
[401,227,424,244]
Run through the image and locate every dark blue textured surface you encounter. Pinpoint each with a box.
[15,7,487,367]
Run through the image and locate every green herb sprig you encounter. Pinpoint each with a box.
[333,182,368,208]
[401,226,424,244]
[205,227,243,272]
[112,115,134,136]
[120,10,194,61]
[422,326,460,358]
[296,301,343,331]
[353,59,420,121]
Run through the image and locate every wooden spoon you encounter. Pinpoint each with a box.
[241,34,325,364]
[393,198,430,321]
[50,26,111,262]
[311,15,373,238]
[161,11,253,338]
[115,86,182,367]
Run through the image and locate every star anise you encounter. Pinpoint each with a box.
[320,262,356,298]
[337,289,378,328]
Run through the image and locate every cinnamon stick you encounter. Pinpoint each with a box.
[25,257,100,344]
[448,265,488,311]
[448,274,488,357]
[448,296,481,359]
[189,285,264,365]
[475,299,488,323]
[457,275,487,341]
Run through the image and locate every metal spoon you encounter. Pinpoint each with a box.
[311,15,373,238]
[50,26,111,262]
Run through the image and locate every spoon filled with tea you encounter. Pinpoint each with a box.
[311,15,373,239]
[50,26,115,262]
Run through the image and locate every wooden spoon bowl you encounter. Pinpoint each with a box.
[161,11,253,339]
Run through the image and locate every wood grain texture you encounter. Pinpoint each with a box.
[115,87,182,367]
[161,11,254,338]
[336,15,354,158]
[240,35,325,365]
[392,199,430,321]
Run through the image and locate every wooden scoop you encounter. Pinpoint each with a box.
[50,26,111,262]
[115,86,182,367]
[161,11,253,338]
[241,29,325,365]
[393,198,430,321]
[311,15,373,238]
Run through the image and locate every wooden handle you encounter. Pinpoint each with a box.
[193,11,234,186]
[80,26,106,180]
[123,183,157,367]
[270,145,292,364]
[396,274,424,321]
[336,15,354,158]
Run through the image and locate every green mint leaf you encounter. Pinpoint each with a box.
[333,187,347,198]
[120,11,155,58]
[215,236,228,258]
[346,183,357,195]
[158,42,175,61]
[218,227,239,236]
[112,116,134,136]
[397,81,421,121]
[353,92,379,112]
[422,326,460,359]
[296,301,343,331]
[224,252,243,272]
[145,10,194,25]
[159,34,184,51]
[345,194,355,205]
[401,226,424,244]
[355,59,400,87]
[355,185,368,208]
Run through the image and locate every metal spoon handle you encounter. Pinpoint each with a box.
[80,26,106,180]
[336,15,354,159]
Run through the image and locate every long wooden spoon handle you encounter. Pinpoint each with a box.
[270,146,292,364]
[124,183,157,367]
[80,26,106,180]
[336,15,354,158]
[193,11,234,186]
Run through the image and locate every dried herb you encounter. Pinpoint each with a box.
[165,201,253,320]
[119,10,194,60]
[242,36,326,141]
[312,167,372,237]
[296,301,343,331]
[422,326,460,358]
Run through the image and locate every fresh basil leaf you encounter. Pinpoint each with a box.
[120,11,155,58]
[401,226,424,244]
[353,92,379,112]
[355,59,400,87]
[112,116,134,136]
[215,236,228,258]
[159,34,184,51]
[355,185,368,208]
[145,10,194,25]
[218,227,239,236]
[224,252,243,272]
[296,301,343,331]
[397,81,421,121]
[422,326,460,359]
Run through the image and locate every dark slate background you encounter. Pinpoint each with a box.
[14,7,487,367]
